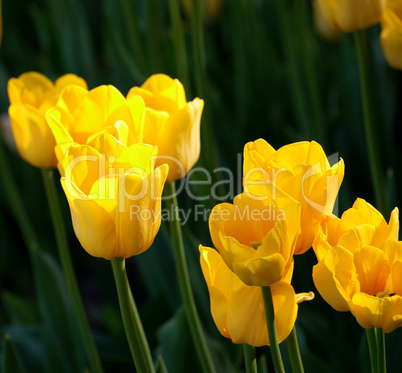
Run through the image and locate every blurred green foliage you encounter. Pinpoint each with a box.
[0,0,401,372]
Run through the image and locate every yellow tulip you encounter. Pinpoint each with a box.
[200,245,314,346]
[46,84,146,154]
[208,192,300,287]
[380,0,402,69]
[317,0,385,32]
[59,132,169,260]
[243,139,344,255]
[313,0,341,41]
[7,72,87,168]
[313,198,402,332]
[127,74,204,183]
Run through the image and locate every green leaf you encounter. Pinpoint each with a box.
[155,355,168,373]
[31,249,83,373]
[2,292,40,325]
[2,334,28,373]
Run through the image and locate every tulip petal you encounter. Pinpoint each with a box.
[199,246,297,346]
[118,164,169,257]
[61,177,117,259]
[9,104,57,168]
[313,246,356,311]
[353,246,390,296]
[349,292,402,333]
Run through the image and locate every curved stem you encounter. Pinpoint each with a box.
[366,328,378,373]
[41,169,103,373]
[353,30,387,214]
[376,328,386,373]
[286,326,304,373]
[261,286,285,373]
[165,181,216,373]
[242,344,257,373]
[111,258,155,373]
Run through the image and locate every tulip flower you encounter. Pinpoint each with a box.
[200,245,314,346]
[127,74,204,182]
[380,0,402,70]
[46,84,146,156]
[314,0,385,32]
[7,72,87,168]
[243,139,344,255]
[313,198,402,333]
[208,192,300,287]
[59,132,168,259]
[313,0,341,41]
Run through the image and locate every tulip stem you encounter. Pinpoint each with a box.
[276,0,310,137]
[165,181,216,373]
[353,30,387,215]
[41,169,103,373]
[296,0,328,149]
[242,344,257,373]
[376,328,386,373]
[261,286,285,373]
[286,326,304,373]
[111,257,155,373]
[366,328,378,373]
[190,0,223,199]
[168,0,191,95]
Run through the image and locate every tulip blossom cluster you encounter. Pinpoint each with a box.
[8,72,203,260]
[201,140,344,346]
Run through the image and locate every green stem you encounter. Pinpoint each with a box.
[190,0,222,197]
[121,0,147,75]
[366,328,378,373]
[353,30,387,214]
[165,182,216,373]
[145,0,164,74]
[41,169,103,373]
[242,344,257,373]
[168,0,191,94]
[111,258,155,373]
[276,0,310,137]
[0,139,39,256]
[261,286,285,373]
[286,326,304,373]
[297,0,328,148]
[376,328,386,373]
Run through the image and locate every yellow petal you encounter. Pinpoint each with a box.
[70,85,128,144]
[199,246,297,346]
[349,292,402,333]
[330,0,385,32]
[61,177,117,259]
[126,94,146,144]
[61,143,108,194]
[9,104,57,168]
[339,198,388,238]
[8,72,53,108]
[313,246,355,311]
[353,246,390,296]
[118,164,168,257]
[153,98,204,182]
[380,3,402,70]
[54,74,88,92]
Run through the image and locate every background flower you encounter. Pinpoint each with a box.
[127,74,203,182]
[7,72,87,168]
[313,198,402,332]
